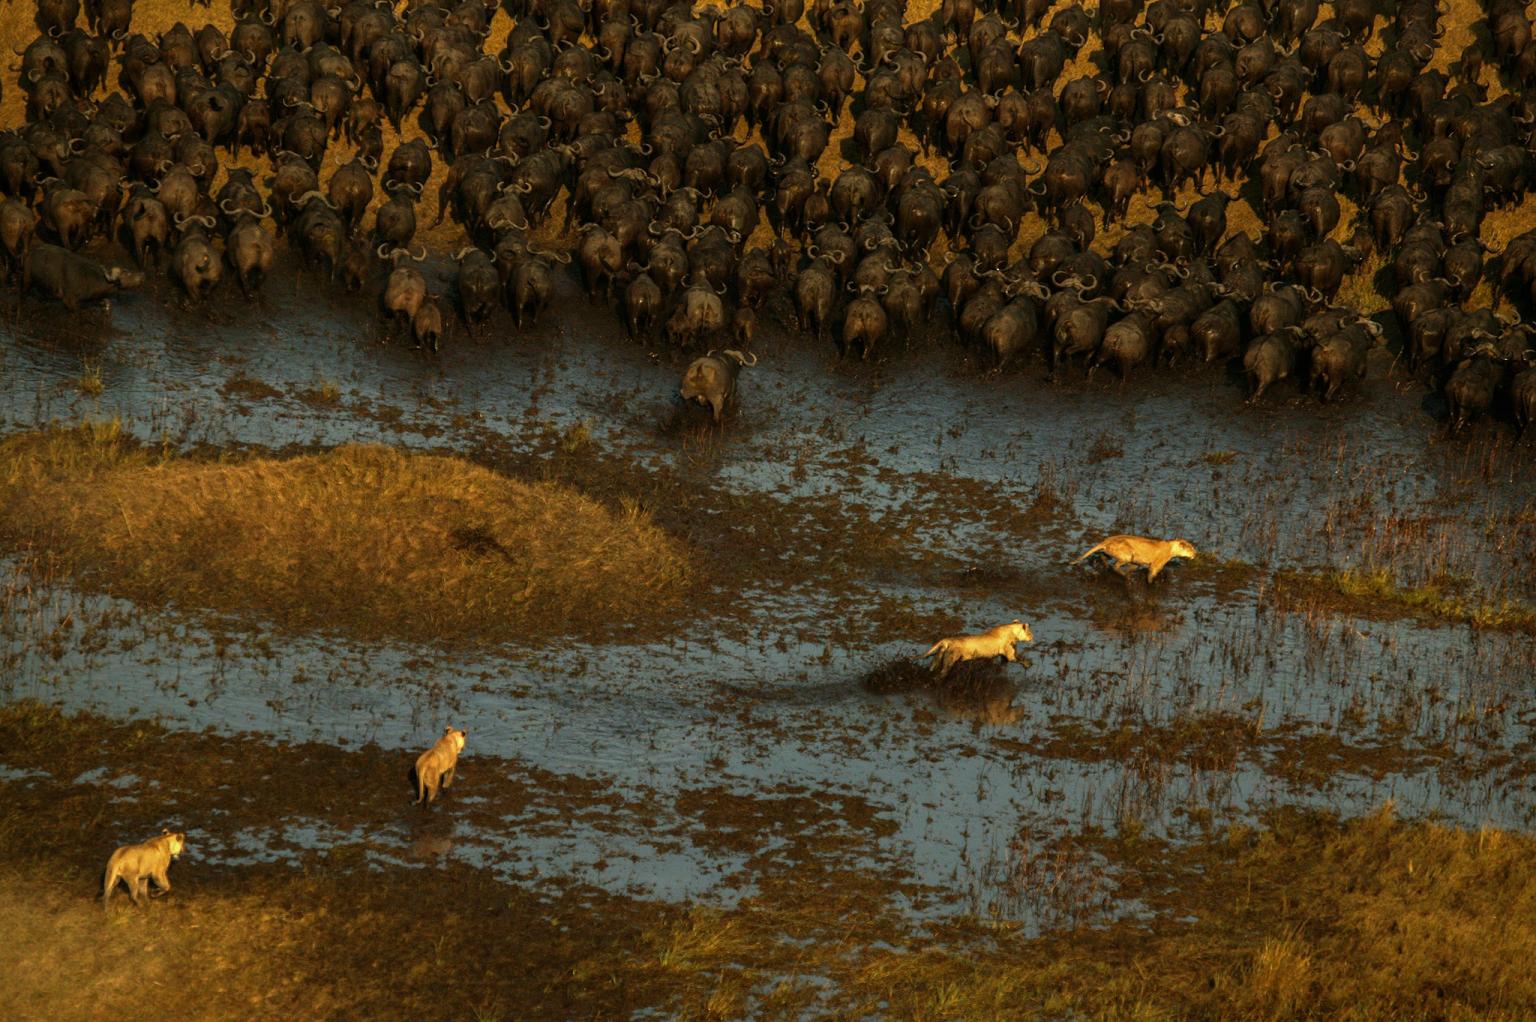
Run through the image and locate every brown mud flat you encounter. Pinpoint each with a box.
[5,703,1536,1021]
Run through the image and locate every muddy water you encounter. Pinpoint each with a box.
[3,269,1535,927]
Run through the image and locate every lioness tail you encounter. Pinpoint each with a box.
[1073,542,1107,564]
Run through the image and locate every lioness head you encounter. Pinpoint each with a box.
[1169,540,1197,559]
[1010,620,1034,643]
[161,830,186,857]
[444,726,467,753]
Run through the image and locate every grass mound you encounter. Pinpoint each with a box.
[0,425,690,644]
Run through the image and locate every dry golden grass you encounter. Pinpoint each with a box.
[828,806,1536,1021]
[0,425,690,644]
[633,805,1536,1020]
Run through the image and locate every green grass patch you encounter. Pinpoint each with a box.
[1281,567,1536,634]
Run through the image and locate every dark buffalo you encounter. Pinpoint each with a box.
[24,243,144,310]
[1243,328,1305,403]
[225,213,274,298]
[454,246,499,332]
[1444,351,1506,434]
[1309,321,1385,402]
[1512,369,1536,439]
[679,348,758,423]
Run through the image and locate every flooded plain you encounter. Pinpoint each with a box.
[3,265,1535,942]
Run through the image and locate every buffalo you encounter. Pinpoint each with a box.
[679,349,758,423]
[25,243,144,311]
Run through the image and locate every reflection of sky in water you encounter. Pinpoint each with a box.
[3,283,1534,926]
[10,566,1533,925]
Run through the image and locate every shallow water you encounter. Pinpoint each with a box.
[3,271,1534,928]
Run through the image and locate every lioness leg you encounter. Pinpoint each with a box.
[441,764,455,789]
[1147,554,1170,581]
[151,867,171,897]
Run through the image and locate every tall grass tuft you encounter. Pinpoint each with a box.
[75,359,104,397]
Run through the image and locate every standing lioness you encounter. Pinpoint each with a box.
[1074,535,1197,581]
[921,620,1034,679]
[103,828,185,907]
[414,726,467,805]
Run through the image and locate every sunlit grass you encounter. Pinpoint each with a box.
[1302,567,1536,634]
[74,360,103,397]
[0,426,691,644]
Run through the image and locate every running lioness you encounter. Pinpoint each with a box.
[921,620,1034,679]
[1074,535,1197,581]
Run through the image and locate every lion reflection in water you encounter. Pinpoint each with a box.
[935,674,1026,725]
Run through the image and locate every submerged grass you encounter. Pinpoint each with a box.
[1278,566,1536,635]
[0,426,691,644]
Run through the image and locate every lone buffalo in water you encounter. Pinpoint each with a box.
[679,349,758,424]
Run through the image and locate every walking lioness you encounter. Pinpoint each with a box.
[1074,535,1197,581]
[921,620,1034,679]
[103,829,185,907]
[414,726,467,805]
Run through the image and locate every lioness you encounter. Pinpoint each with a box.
[921,620,1034,679]
[1074,535,1197,581]
[414,726,467,805]
[103,829,185,907]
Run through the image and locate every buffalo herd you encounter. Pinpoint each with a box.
[2,0,1536,433]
